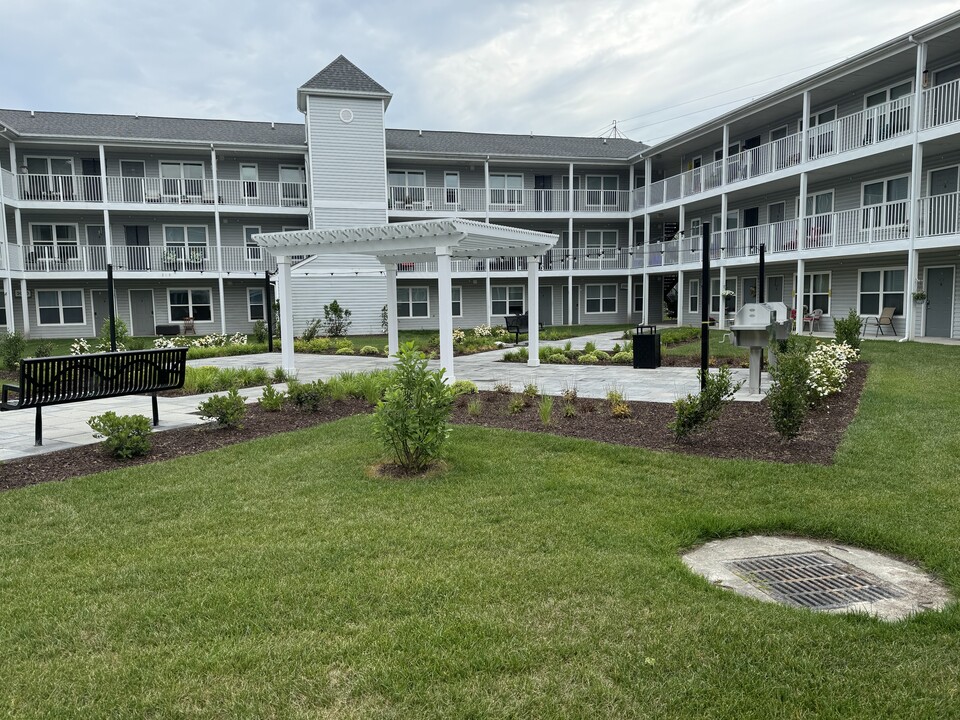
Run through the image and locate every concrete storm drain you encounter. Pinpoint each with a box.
[682,536,953,621]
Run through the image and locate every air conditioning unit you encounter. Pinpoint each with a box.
[14,289,32,298]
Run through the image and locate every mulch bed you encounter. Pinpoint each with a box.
[0,362,866,493]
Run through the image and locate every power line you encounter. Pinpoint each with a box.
[621,93,761,135]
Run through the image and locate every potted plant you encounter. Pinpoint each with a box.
[188,247,206,267]
[912,291,927,303]
[162,248,179,268]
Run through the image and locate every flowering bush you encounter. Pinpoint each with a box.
[452,328,466,343]
[70,338,92,355]
[473,323,492,337]
[807,341,858,399]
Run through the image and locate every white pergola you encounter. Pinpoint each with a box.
[253,219,558,381]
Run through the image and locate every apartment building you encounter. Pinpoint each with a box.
[2,10,960,341]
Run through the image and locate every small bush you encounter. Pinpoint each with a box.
[561,385,578,403]
[300,318,323,342]
[593,350,611,361]
[272,367,289,383]
[355,370,394,405]
[562,402,577,418]
[605,386,626,404]
[0,331,26,370]
[287,379,328,411]
[322,300,353,338]
[88,412,152,459]
[833,309,862,355]
[538,395,553,425]
[359,345,381,356]
[612,351,632,364]
[467,399,482,417]
[584,341,597,353]
[767,351,811,440]
[549,354,572,364]
[252,320,268,344]
[612,343,622,354]
[807,342,858,400]
[451,379,479,396]
[508,396,526,415]
[502,348,528,363]
[577,354,599,365]
[33,341,55,358]
[259,382,285,412]
[522,383,539,401]
[372,342,454,473]
[611,400,632,418]
[669,367,743,442]
[335,347,354,355]
[198,388,247,428]
[493,382,513,394]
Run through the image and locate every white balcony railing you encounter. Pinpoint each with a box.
[220,246,279,273]
[803,201,909,249]
[1,168,17,200]
[388,186,631,214]
[921,78,960,130]
[726,134,802,183]
[8,244,109,272]
[568,247,630,270]
[632,186,645,211]
[389,186,486,213]
[218,179,308,208]
[808,96,913,161]
[17,174,103,202]
[105,177,217,205]
[918,191,960,237]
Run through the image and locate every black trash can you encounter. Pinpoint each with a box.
[633,324,661,369]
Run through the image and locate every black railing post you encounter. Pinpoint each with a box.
[265,270,275,352]
[701,222,711,391]
[758,243,766,303]
[107,263,117,351]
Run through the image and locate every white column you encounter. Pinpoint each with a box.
[527,255,540,367]
[719,265,727,329]
[905,41,927,341]
[2,277,12,331]
[801,91,811,163]
[484,267,492,326]
[19,277,30,337]
[677,269,685,325]
[277,255,296,375]
[384,262,399,356]
[797,171,808,334]
[211,148,227,334]
[718,193,728,330]
[628,165,635,212]
[567,215,574,324]
[642,275,650,326]
[643,158,652,208]
[483,159,490,222]
[722,124,730,185]
[795,257,805,334]
[436,248,455,382]
[626,273,633,321]
[98,145,113,266]
[568,162,574,213]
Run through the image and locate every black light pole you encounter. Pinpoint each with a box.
[107,263,117,351]
[265,269,275,352]
[758,243,766,303]
[700,222,711,391]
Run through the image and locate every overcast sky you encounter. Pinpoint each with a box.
[2,1,956,144]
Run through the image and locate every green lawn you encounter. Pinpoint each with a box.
[1,341,959,717]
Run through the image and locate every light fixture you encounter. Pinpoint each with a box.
[922,68,930,88]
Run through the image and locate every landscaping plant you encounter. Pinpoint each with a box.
[669,366,743,442]
[259,382,285,412]
[450,379,479,396]
[321,300,352,338]
[807,341,858,400]
[0,330,26,370]
[372,342,454,473]
[87,412,152,459]
[767,351,812,440]
[198,388,247,428]
[833,309,863,355]
[538,395,554,425]
[287,379,328,411]
[300,318,323,342]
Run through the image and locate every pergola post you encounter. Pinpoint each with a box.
[527,255,540,367]
[436,248,455,382]
[277,255,296,375]
[384,262,399,357]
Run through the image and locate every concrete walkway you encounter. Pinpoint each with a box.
[0,333,764,462]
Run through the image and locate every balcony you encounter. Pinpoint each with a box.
[807,95,912,161]
[8,244,109,273]
[921,77,960,130]
[6,244,278,274]
[217,180,308,208]
[918,191,960,237]
[387,186,631,215]
[17,174,103,202]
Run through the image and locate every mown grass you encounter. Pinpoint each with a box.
[0,340,958,717]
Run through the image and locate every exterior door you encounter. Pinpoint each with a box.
[927,167,959,235]
[767,275,784,304]
[924,266,954,338]
[538,286,552,326]
[130,289,155,336]
[124,225,150,271]
[81,158,102,201]
[120,160,145,202]
[92,291,110,335]
[535,175,553,212]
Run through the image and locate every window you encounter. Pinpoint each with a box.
[711,211,739,230]
[585,175,619,207]
[0,288,7,327]
[584,229,618,254]
[859,269,904,317]
[690,218,702,238]
[160,161,204,199]
[37,289,84,325]
[388,170,426,205]
[585,284,617,313]
[30,223,79,261]
[451,286,462,317]
[711,278,737,313]
[240,163,259,199]
[164,225,208,261]
[634,283,644,313]
[490,174,523,205]
[743,276,759,302]
[862,176,909,229]
[444,172,460,205]
[492,286,524,315]
[397,287,429,318]
[169,289,212,322]
[247,287,266,322]
[279,165,307,206]
[798,272,831,315]
[244,226,262,260]
[689,279,700,311]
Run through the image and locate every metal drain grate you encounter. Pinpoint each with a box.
[728,552,904,610]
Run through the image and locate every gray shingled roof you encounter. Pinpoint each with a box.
[0,109,306,147]
[386,129,645,160]
[299,55,391,96]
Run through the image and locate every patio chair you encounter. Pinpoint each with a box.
[803,308,823,333]
[865,306,897,336]
[182,316,196,335]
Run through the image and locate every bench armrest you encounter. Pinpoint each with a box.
[1,383,21,409]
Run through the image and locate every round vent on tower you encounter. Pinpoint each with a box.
[339,108,354,123]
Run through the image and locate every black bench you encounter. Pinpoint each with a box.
[1,347,188,446]
[503,313,544,344]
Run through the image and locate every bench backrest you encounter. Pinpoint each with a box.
[15,347,188,408]
[504,314,529,331]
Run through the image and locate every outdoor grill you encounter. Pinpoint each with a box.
[728,302,791,393]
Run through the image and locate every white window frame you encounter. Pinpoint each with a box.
[863,80,912,108]
[585,283,617,314]
[584,229,618,253]
[168,288,214,323]
[857,267,906,317]
[711,278,737,314]
[489,173,523,206]
[689,279,699,312]
[240,163,259,200]
[28,222,80,262]
[802,189,835,216]
[36,288,86,326]
[491,285,525,316]
[397,286,429,318]
[793,271,832,316]
[163,224,209,262]
[633,283,644,313]
[927,164,960,195]
[450,285,462,318]
[247,287,266,322]
[159,160,206,199]
[279,165,307,206]
[243,226,262,261]
[585,174,619,207]
[444,172,460,206]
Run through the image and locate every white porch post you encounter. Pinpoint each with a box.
[2,277,12,331]
[905,41,927,341]
[719,265,727,328]
[797,171,808,334]
[384,262,399,357]
[795,257,805,334]
[14,208,28,338]
[626,273,633,321]
[277,255,296,375]
[718,193,728,329]
[677,269,685,325]
[436,248,455,382]
[484,267,492,326]
[98,144,113,266]
[211,148,227,334]
[527,255,540,367]
[722,124,730,186]
[642,275,650,326]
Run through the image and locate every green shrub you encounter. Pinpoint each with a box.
[272,367,289,383]
[522,383,539,401]
[502,348,528,363]
[612,351,632,364]
[372,342,454,473]
[561,385,578,402]
[668,367,743,442]
[584,341,597,353]
[833,309,863,355]
[450,379,479,396]
[467,399,482,417]
[300,318,323,342]
[359,345,381,356]
[287,379,328,411]
[611,400,632,418]
[336,339,354,351]
[538,395,553,425]
[355,370,394,405]
[593,350,611,361]
[87,412,152,459]
[493,382,512,394]
[335,347,354,355]
[508,396,526,415]
[0,331,26,370]
[32,341,55,358]
[660,326,700,346]
[322,300,353,338]
[612,343,622,354]
[325,377,350,401]
[198,388,247,428]
[259,382,285,412]
[767,351,811,440]
[577,354,599,365]
[252,319,268,344]
[606,387,626,404]
[549,354,572,364]
[562,402,577,418]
